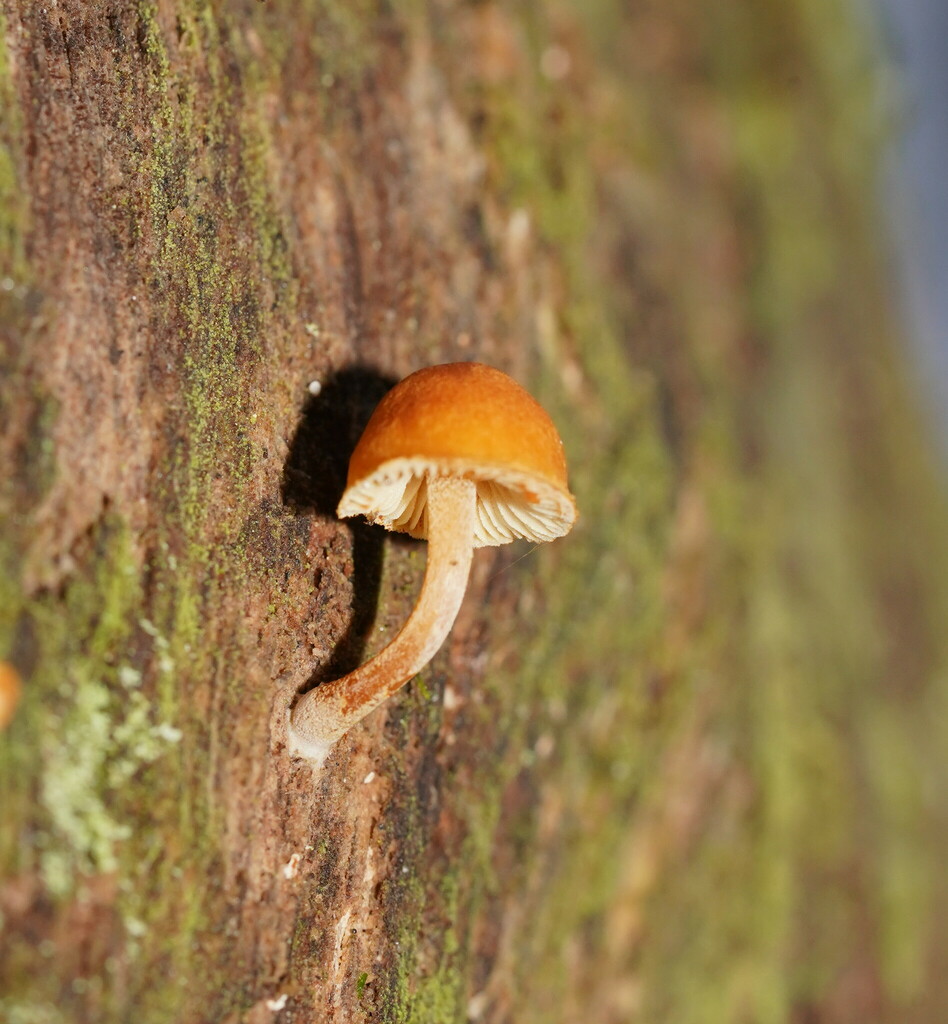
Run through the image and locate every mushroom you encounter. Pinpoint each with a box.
[0,661,22,731]
[288,362,577,766]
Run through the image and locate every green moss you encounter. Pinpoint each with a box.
[308,0,388,85]
[0,10,26,280]
[136,0,288,541]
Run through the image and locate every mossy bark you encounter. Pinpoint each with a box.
[2,2,947,1023]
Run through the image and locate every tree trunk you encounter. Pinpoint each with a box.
[2,2,947,1022]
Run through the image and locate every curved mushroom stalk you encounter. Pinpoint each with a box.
[288,475,477,767]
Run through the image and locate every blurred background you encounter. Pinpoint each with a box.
[878,0,948,451]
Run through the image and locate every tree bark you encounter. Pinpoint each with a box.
[2,2,947,1023]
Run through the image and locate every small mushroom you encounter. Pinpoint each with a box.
[288,362,577,766]
[0,661,22,731]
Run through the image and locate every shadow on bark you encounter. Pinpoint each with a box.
[281,365,401,688]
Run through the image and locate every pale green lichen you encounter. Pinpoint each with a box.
[33,529,183,898]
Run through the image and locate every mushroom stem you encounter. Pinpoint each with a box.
[288,474,477,766]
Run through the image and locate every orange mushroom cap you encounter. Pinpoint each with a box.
[338,362,577,546]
